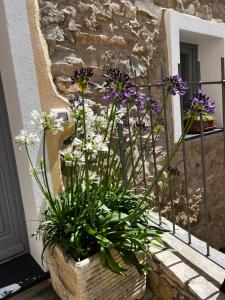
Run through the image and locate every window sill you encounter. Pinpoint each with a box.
[185,128,224,141]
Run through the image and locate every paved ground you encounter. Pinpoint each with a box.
[10,280,153,300]
[10,280,59,300]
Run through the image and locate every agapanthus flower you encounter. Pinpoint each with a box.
[84,134,108,154]
[71,67,94,91]
[115,107,127,124]
[31,110,63,134]
[133,91,145,110]
[162,75,188,96]
[103,68,134,105]
[60,145,84,167]
[15,130,39,149]
[72,137,83,148]
[191,90,215,115]
[68,95,81,106]
[89,171,100,184]
[103,68,132,89]
[93,115,108,132]
[135,122,150,132]
[145,97,161,114]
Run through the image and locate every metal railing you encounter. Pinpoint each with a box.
[176,58,225,262]
[131,59,225,272]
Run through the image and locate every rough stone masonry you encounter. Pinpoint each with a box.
[38,0,225,251]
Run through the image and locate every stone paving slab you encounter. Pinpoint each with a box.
[10,280,153,300]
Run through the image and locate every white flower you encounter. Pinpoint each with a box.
[84,134,108,153]
[72,137,83,147]
[115,107,127,124]
[98,143,108,152]
[94,134,108,152]
[15,130,39,149]
[60,145,84,167]
[92,115,108,131]
[89,171,100,184]
[31,110,63,134]
[85,142,95,152]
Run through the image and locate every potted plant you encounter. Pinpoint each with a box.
[15,70,193,300]
[184,90,216,134]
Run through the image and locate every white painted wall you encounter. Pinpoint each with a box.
[0,0,43,267]
[165,10,225,141]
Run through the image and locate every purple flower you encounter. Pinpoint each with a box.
[103,68,132,90]
[191,90,215,115]
[163,75,188,96]
[133,91,145,110]
[71,67,94,91]
[103,68,135,105]
[135,122,150,132]
[68,95,81,105]
[145,97,161,114]
[102,68,148,111]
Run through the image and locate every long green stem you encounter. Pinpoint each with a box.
[129,116,195,220]
[81,91,92,224]
[112,94,169,186]
[43,131,52,199]
[92,103,115,173]
[102,106,116,194]
[25,144,45,195]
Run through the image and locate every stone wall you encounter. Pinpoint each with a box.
[38,0,166,92]
[39,0,225,95]
[38,0,225,251]
[171,132,225,251]
[147,226,225,300]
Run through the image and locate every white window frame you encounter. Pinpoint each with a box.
[165,9,225,142]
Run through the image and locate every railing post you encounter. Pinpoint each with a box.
[178,63,191,244]
[221,57,225,163]
[134,70,147,189]
[147,69,162,225]
[161,66,175,234]
[197,60,210,257]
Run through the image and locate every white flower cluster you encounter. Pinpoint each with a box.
[60,144,85,167]
[15,129,39,149]
[31,110,63,134]
[60,133,108,167]
[115,107,127,124]
[89,171,100,184]
[15,110,64,150]
[84,134,108,154]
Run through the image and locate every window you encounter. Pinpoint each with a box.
[180,43,198,111]
[165,10,225,141]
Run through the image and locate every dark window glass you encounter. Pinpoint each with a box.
[180,43,198,112]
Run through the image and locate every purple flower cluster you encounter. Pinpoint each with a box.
[68,95,81,105]
[162,75,188,96]
[135,122,150,132]
[103,68,162,114]
[145,97,161,114]
[72,67,94,91]
[191,90,215,115]
[103,69,148,110]
[134,91,145,110]
[103,68,135,104]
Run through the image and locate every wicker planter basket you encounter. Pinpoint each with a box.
[46,245,146,300]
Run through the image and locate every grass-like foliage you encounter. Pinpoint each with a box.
[15,68,195,275]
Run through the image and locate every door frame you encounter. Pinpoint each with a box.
[0,72,29,261]
[0,0,44,266]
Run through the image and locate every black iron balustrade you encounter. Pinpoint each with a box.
[176,58,225,270]
[129,59,225,275]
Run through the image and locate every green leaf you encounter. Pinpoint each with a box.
[103,249,128,275]
[83,224,96,235]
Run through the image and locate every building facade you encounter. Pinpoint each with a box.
[0,0,225,266]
